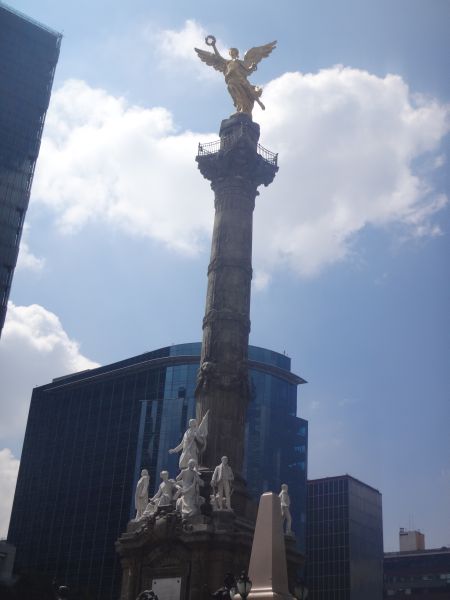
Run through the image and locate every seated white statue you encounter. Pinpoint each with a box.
[143,470,177,517]
[151,470,176,508]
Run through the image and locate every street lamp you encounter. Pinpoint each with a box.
[236,571,252,599]
[211,573,237,599]
[57,586,70,600]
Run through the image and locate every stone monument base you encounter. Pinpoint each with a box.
[116,507,303,599]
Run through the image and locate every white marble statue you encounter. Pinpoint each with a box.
[211,456,234,511]
[169,411,209,469]
[279,483,292,535]
[175,458,204,517]
[134,469,150,520]
[150,470,177,509]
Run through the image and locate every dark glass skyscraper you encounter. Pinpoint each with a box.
[306,475,383,600]
[8,343,308,600]
[0,3,61,335]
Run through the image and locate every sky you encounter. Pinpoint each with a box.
[0,0,449,552]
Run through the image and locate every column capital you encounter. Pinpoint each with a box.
[196,115,278,187]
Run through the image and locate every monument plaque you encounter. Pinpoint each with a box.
[152,577,182,599]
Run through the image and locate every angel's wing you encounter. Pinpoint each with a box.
[243,41,277,68]
[194,48,227,73]
[197,409,209,438]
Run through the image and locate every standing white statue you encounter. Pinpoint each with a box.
[279,483,292,535]
[175,458,204,517]
[149,470,177,509]
[134,469,149,520]
[169,411,209,469]
[211,456,234,510]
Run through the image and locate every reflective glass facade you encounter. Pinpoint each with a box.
[8,343,308,600]
[0,3,61,335]
[306,475,383,600]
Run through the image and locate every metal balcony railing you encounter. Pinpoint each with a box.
[257,143,278,166]
[198,139,221,155]
[198,129,278,167]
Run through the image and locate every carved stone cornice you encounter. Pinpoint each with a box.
[116,511,185,557]
[197,149,277,188]
[197,113,278,188]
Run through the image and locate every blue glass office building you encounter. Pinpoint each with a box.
[8,343,308,600]
[0,3,61,335]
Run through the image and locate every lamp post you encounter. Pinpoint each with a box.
[211,572,237,599]
[57,586,69,600]
[236,571,252,599]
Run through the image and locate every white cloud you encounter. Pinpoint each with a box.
[15,225,45,272]
[0,303,99,442]
[253,269,270,291]
[33,69,449,280]
[150,19,227,79]
[0,448,19,538]
[34,79,215,254]
[155,20,207,64]
[16,242,45,272]
[255,67,449,278]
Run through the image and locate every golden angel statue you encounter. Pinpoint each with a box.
[194,35,276,115]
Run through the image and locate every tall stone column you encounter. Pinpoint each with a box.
[196,113,278,475]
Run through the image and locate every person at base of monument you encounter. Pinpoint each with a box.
[168,411,209,469]
[134,469,149,520]
[175,458,204,517]
[211,456,234,511]
[279,483,292,535]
